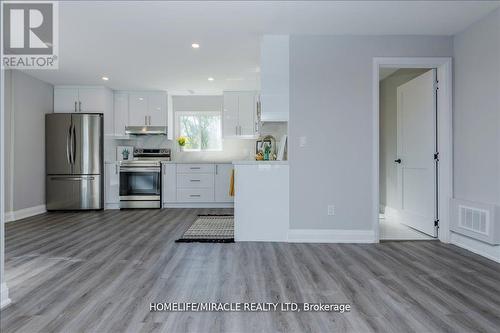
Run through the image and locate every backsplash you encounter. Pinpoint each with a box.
[106,122,287,162]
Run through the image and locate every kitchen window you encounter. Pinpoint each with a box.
[175,111,222,151]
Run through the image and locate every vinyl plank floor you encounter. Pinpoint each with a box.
[1,208,500,333]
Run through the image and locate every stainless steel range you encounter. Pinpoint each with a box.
[119,148,171,209]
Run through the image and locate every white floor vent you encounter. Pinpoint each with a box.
[458,205,489,235]
[450,198,500,245]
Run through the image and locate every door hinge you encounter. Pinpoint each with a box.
[434,152,439,161]
[434,80,439,91]
[434,220,439,227]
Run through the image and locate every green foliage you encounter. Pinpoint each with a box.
[179,114,221,151]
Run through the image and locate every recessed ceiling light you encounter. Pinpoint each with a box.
[208,77,214,81]
[101,76,109,81]
[191,43,200,49]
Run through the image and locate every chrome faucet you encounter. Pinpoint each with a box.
[262,135,277,159]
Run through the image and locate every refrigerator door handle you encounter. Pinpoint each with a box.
[71,124,76,164]
[66,124,72,164]
[50,176,96,181]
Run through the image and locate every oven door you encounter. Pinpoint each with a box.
[119,167,161,200]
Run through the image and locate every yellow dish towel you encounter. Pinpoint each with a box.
[229,168,235,197]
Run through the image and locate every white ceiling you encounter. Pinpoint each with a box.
[25,1,500,94]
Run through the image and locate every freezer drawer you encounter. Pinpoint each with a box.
[46,175,103,210]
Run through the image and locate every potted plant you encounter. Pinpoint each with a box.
[121,148,130,160]
[177,136,188,151]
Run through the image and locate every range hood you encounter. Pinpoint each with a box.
[125,126,168,135]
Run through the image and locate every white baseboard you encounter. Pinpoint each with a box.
[288,229,376,243]
[450,232,500,263]
[105,203,234,210]
[163,203,234,209]
[382,206,400,218]
[105,203,120,210]
[0,283,11,309]
[4,211,14,222]
[4,204,46,223]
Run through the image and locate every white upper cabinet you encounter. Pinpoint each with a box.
[54,88,79,113]
[128,92,149,126]
[260,35,289,122]
[238,92,258,137]
[223,91,258,139]
[78,87,107,113]
[111,90,169,137]
[113,92,129,136]
[54,86,110,113]
[223,92,239,137]
[126,91,167,127]
[54,86,113,135]
[148,92,167,126]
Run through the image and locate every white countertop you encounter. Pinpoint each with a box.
[232,160,289,165]
[106,160,234,164]
[162,161,234,164]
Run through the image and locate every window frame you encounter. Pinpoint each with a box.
[174,110,223,152]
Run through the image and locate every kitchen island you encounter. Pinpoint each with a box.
[232,161,289,242]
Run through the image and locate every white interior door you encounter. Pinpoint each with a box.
[396,69,437,237]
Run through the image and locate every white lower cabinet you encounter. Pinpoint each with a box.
[233,163,289,242]
[177,173,214,188]
[177,188,214,202]
[162,163,177,203]
[162,163,233,206]
[105,163,120,209]
[215,164,234,202]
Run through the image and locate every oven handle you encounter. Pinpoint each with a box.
[119,167,160,173]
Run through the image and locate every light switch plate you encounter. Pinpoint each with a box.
[299,136,307,147]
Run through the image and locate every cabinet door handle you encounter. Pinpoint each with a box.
[189,194,201,198]
[115,164,118,174]
[190,167,201,170]
[145,116,147,125]
[79,101,82,112]
[215,164,218,175]
[74,101,77,112]
[190,179,201,182]
[149,115,151,125]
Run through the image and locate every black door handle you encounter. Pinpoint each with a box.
[394,158,402,164]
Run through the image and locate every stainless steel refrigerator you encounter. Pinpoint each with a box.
[46,113,104,210]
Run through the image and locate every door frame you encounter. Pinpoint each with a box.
[372,57,453,243]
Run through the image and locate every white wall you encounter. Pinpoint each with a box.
[1,67,11,308]
[454,8,500,205]
[4,70,53,215]
[379,68,428,211]
[451,8,500,260]
[289,35,453,231]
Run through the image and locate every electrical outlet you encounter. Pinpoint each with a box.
[328,205,335,216]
